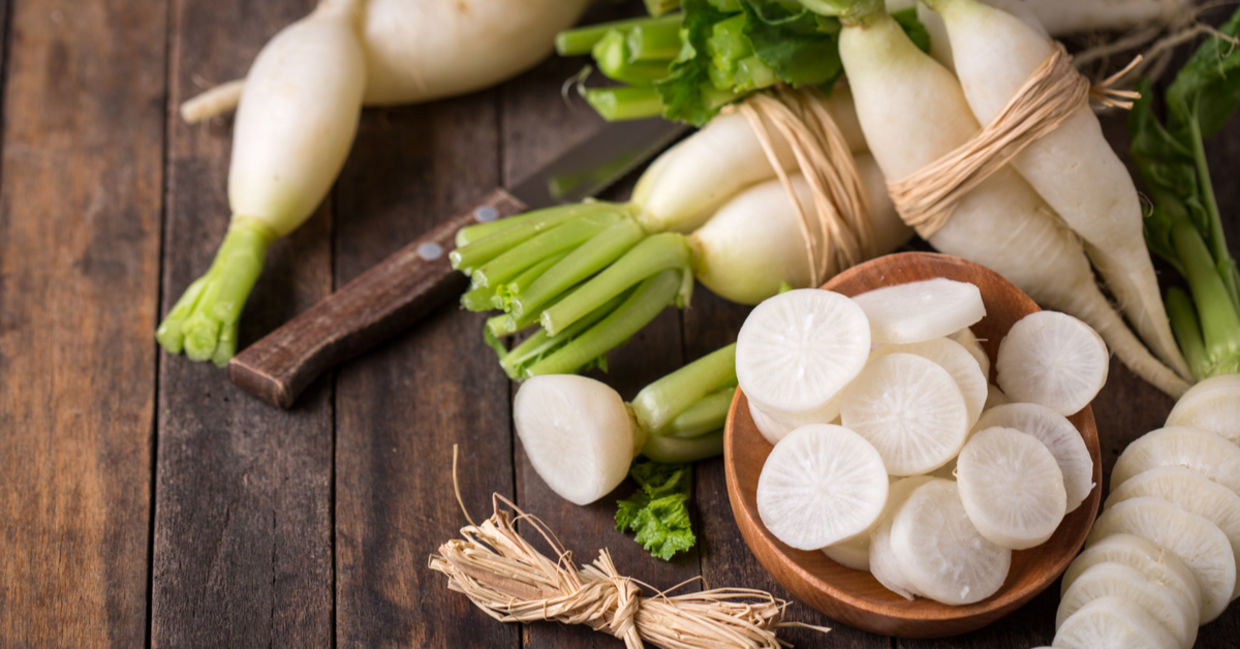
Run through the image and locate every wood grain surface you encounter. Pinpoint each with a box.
[0,1,1238,648]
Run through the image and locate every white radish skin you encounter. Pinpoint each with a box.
[956,427,1067,549]
[1109,426,1240,496]
[1087,495,1236,621]
[836,12,1189,398]
[632,100,867,234]
[689,159,911,305]
[360,0,591,105]
[975,402,1094,511]
[1166,374,1240,445]
[513,374,640,506]
[1056,562,1198,649]
[917,0,1047,70]
[1053,596,1181,649]
[928,0,1190,382]
[229,0,367,238]
[756,424,889,551]
[1108,465,1240,597]
[1063,534,1203,620]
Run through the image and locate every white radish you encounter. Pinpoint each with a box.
[995,311,1109,416]
[688,158,911,305]
[917,0,1047,70]
[949,327,989,379]
[840,353,970,476]
[975,402,1094,511]
[851,278,985,344]
[956,427,1067,549]
[1165,373,1240,445]
[1056,562,1198,649]
[748,396,842,446]
[890,478,1012,605]
[756,424,889,551]
[833,9,1189,398]
[873,336,989,427]
[925,0,1191,382]
[822,533,871,572]
[1108,466,1240,596]
[1087,496,1235,621]
[736,289,871,424]
[1053,596,1181,649]
[1109,426,1240,496]
[513,374,642,506]
[1062,533,1203,622]
[868,475,935,600]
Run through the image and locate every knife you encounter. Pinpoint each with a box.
[228,117,690,408]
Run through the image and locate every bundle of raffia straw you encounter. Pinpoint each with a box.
[429,494,821,649]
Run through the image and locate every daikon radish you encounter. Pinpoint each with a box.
[1057,562,1198,649]
[872,336,988,426]
[1062,534,1203,621]
[1054,596,1181,649]
[995,311,1109,416]
[975,402,1094,511]
[1165,374,1240,445]
[956,426,1067,549]
[1110,426,1240,496]
[851,278,985,344]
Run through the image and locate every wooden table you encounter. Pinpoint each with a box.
[3,1,1239,647]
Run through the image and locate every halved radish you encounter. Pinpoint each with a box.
[995,310,1109,415]
[1166,374,1240,445]
[949,326,989,378]
[868,475,934,600]
[1109,426,1240,496]
[841,353,970,475]
[874,337,988,427]
[890,478,1011,605]
[736,289,870,422]
[975,402,1094,512]
[756,424,888,551]
[1056,561,1198,649]
[851,278,985,344]
[1062,533,1203,622]
[1108,466,1240,597]
[1053,595,1182,649]
[1087,496,1235,621]
[956,426,1066,549]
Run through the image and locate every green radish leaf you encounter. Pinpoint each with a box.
[740,0,842,87]
[615,460,696,560]
[1166,7,1240,139]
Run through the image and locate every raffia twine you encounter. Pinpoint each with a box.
[887,44,1141,239]
[430,493,824,649]
[722,86,874,288]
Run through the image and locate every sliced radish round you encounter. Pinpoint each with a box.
[949,326,989,379]
[890,479,1011,605]
[851,278,985,344]
[1056,562,1198,649]
[976,402,1094,512]
[1166,373,1240,445]
[956,427,1066,549]
[841,353,969,475]
[822,533,870,572]
[1110,426,1240,496]
[756,424,888,551]
[874,337,988,427]
[736,289,870,417]
[1053,596,1183,649]
[1062,533,1203,622]
[513,374,637,506]
[1087,496,1235,621]
[867,476,934,600]
[995,310,1108,415]
[1108,466,1240,598]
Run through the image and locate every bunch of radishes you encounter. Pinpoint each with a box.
[742,280,1102,606]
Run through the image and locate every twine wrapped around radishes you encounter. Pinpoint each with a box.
[157,0,591,364]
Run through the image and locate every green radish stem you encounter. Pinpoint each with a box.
[490,252,570,312]
[657,387,735,438]
[499,291,631,379]
[470,210,623,289]
[1169,223,1240,378]
[510,218,647,318]
[627,18,684,61]
[450,203,614,272]
[592,30,674,85]
[555,14,681,57]
[583,87,668,122]
[631,344,737,434]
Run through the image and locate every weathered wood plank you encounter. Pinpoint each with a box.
[331,94,514,648]
[151,1,334,647]
[0,0,161,646]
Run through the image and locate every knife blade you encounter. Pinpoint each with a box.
[228,117,690,408]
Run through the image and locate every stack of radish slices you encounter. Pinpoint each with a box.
[1051,374,1240,649]
[737,280,1101,606]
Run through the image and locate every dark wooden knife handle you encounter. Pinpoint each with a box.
[229,188,527,408]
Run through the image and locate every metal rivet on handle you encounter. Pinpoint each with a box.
[417,242,444,261]
[474,206,499,222]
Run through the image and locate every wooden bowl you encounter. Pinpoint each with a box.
[723,252,1102,638]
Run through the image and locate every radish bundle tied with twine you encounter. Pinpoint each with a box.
[429,493,828,649]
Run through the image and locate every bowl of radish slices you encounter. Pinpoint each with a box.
[723,251,1103,638]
